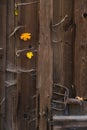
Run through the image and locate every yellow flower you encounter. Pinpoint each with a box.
[15,8,19,16]
[26,52,33,59]
[20,33,31,41]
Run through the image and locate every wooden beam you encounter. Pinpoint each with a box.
[53,116,87,129]
[15,0,39,130]
[52,0,75,115]
[74,0,87,99]
[37,0,53,130]
[0,1,7,130]
[53,0,74,93]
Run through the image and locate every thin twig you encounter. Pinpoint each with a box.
[32,94,37,99]
[52,15,68,27]
[15,1,39,7]
[9,26,25,38]
[16,48,37,57]
[0,98,5,106]
[52,40,62,43]
[28,118,37,123]
[5,80,17,87]
[52,40,71,45]
[6,68,36,73]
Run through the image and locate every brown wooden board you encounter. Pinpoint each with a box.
[74,0,87,101]
[14,0,39,130]
[5,0,16,130]
[0,1,7,130]
[52,0,75,116]
[37,0,53,130]
[74,0,87,115]
[1,0,87,130]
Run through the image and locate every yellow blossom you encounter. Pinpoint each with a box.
[26,52,33,59]
[15,8,19,16]
[20,33,31,41]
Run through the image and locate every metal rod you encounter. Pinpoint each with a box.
[52,100,65,104]
[53,92,65,96]
[51,107,65,111]
[53,83,69,96]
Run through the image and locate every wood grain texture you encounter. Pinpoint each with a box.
[0,1,7,130]
[15,0,39,130]
[53,0,74,96]
[52,0,74,116]
[74,0,87,99]
[37,0,53,130]
[5,0,15,130]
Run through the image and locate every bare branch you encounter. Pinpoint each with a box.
[5,80,17,87]
[0,98,5,106]
[16,48,37,57]
[6,68,36,73]
[52,15,68,27]
[15,1,39,7]
[9,26,25,38]
[52,40,62,43]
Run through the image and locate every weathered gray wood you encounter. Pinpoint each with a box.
[37,0,53,130]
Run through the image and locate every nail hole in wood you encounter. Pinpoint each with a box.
[29,45,32,48]
[83,13,87,18]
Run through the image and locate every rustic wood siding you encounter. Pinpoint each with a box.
[1,0,87,130]
[37,0,53,130]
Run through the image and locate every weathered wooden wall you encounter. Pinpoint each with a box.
[74,0,87,100]
[1,0,87,130]
[37,0,53,130]
[52,0,74,116]
[1,0,39,130]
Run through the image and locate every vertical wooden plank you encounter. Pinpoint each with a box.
[37,0,53,130]
[0,1,7,130]
[74,0,87,99]
[74,0,87,115]
[53,0,74,97]
[15,0,39,130]
[52,0,74,115]
[5,0,16,130]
